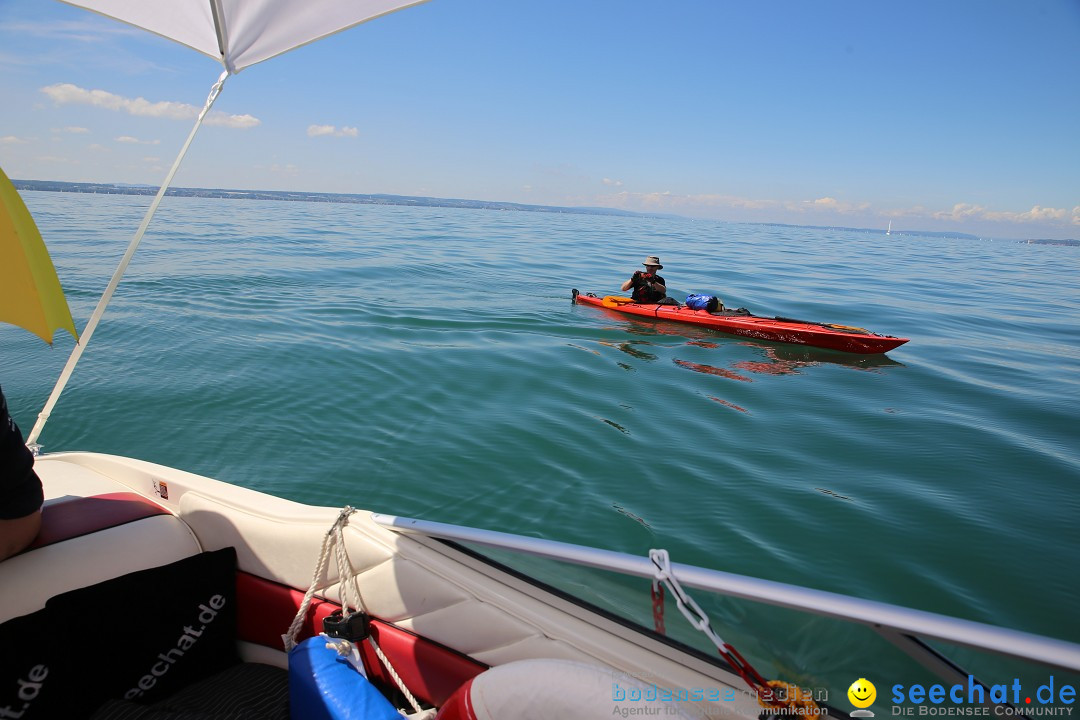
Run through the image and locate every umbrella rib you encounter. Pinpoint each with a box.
[209,0,233,73]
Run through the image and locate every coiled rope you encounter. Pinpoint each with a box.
[283,506,422,714]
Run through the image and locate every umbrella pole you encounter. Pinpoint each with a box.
[26,70,231,450]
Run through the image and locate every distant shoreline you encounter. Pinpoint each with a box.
[12,179,1077,245]
[11,178,673,221]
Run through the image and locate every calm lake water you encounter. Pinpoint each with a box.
[4,190,1078,700]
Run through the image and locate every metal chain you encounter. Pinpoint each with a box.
[649,549,729,648]
[649,549,778,704]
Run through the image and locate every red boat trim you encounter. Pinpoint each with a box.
[236,571,487,707]
[26,492,171,552]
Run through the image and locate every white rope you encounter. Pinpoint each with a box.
[368,636,422,714]
[282,506,355,652]
[26,69,230,449]
[323,635,367,677]
[282,506,423,714]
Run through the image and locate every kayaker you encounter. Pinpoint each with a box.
[621,256,668,303]
[0,385,42,561]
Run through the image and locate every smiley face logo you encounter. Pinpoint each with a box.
[848,678,877,709]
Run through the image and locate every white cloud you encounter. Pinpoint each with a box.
[933,203,986,221]
[935,202,1074,225]
[799,196,870,215]
[40,83,260,129]
[580,189,1076,236]
[602,177,623,187]
[307,124,358,138]
[0,19,142,43]
[57,126,89,134]
[605,190,788,213]
[116,135,160,145]
[1,135,28,145]
[206,113,259,129]
[988,205,1066,223]
[36,155,77,165]
[255,163,300,177]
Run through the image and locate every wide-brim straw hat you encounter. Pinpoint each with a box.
[642,256,663,269]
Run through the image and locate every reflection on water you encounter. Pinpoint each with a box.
[815,487,854,502]
[706,396,749,413]
[599,417,630,434]
[599,340,658,361]
[673,358,752,382]
[673,342,905,381]
[567,343,600,356]
[733,358,805,376]
[612,503,653,530]
[740,343,906,372]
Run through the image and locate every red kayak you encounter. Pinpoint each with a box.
[572,290,908,354]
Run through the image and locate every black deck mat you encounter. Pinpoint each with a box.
[90,663,288,720]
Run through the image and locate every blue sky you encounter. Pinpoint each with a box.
[1,0,1077,240]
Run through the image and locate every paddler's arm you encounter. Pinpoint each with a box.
[620,275,636,292]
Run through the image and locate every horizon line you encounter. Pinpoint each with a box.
[11,178,1076,245]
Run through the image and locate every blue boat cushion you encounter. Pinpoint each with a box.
[289,636,402,720]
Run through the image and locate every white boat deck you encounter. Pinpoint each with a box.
[10,451,765,719]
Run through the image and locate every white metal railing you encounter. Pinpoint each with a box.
[371,513,1080,676]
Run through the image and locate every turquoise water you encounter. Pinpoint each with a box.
[4,191,1078,697]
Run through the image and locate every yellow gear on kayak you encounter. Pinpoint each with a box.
[601,295,634,308]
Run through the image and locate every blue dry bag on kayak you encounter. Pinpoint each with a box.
[685,294,720,312]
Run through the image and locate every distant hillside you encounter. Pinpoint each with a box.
[12,179,670,220]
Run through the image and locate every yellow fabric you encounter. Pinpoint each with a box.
[601,295,634,308]
[0,167,77,344]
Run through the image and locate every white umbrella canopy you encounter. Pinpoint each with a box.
[58,0,431,73]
